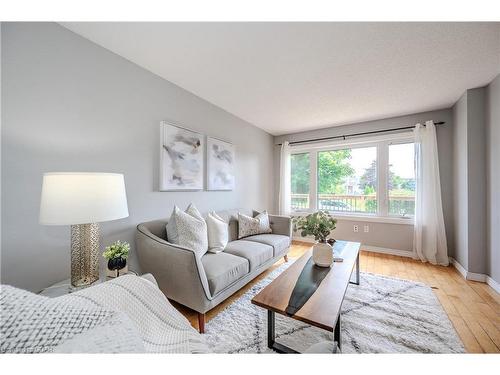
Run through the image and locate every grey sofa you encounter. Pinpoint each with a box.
[136,209,292,333]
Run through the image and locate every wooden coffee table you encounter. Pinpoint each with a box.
[251,240,361,353]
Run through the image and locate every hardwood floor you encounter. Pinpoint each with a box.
[173,241,500,353]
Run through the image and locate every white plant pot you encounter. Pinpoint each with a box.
[312,241,334,267]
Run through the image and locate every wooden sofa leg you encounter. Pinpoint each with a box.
[284,254,289,263]
[198,312,205,334]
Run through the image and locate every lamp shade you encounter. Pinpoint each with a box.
[39,172,129,225]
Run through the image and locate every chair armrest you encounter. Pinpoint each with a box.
[135,224,213,312]
[269,214,292,238]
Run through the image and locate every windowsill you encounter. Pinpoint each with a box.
[291,211,414,225]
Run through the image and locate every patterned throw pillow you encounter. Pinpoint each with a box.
[166,204,208,257]
[238,211,272,239]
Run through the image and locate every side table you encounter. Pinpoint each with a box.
[39,270,138,298]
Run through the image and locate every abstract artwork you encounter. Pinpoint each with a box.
[207,137,235,191]
[160,122,204,191]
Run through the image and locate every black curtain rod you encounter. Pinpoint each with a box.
[276,121,445,146]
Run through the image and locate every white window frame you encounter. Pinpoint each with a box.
[289,132,415,225]
[387,138,417,218]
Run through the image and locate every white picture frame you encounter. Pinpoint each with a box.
[207,137,235,191]
[160,121,204,191]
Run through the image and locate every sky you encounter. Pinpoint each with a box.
[350,143,415,179]
[388,143,415,179]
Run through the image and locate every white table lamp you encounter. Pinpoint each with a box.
[40,172,129,287]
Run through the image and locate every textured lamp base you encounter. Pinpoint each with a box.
[70,223,100,287]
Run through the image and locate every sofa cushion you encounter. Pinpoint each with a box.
[244,234,290,257]
[201,252,250,296]
[224,240,274,271]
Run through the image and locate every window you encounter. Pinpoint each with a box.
[291,153,310,211]
[317,147,377,214]
[289,135,415,220]
[388,143,416,217]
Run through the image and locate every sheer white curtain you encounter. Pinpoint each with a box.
[413,121,449,265]
[278,141,291,216]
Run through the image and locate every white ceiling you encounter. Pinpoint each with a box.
[61,22,500,135]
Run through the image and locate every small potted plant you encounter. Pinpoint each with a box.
[103,241,130,277]
[293,211,337,267]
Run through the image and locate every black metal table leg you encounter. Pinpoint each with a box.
[267,310,299,353]
[267,310,275,348]
[334,314,341,352]
[350,252,360,285]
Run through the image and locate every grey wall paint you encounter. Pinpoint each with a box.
[317,220,413,251]
[452,87,489,275]
[0,23,2,259]
[1,23,274,292]
[466,88,487,274]
[452,93,469,270]
[486,74,500,283]
[274,109,455,254]
[0,23,2,263]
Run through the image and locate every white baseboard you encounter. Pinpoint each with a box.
[486,276,500,294]
[292,236,316,244]
[449,257,467,279]
[292,237,413,258]
[466,272,487,282]
[362,245,414,258]
[449,257,500,293]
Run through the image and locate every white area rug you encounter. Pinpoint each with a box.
[204,263,465,353]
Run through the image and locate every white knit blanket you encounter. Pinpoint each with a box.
[58,275,208,353]
[1,275,208,353]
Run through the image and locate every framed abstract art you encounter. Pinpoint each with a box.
[207,137,235,191]
[160,121,204,191]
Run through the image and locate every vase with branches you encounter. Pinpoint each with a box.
[293,211,337,267]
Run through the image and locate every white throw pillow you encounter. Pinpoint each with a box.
[238,211,272,239]
[255,211,272,234]
[206,212,228,253]
[166,204,208,257]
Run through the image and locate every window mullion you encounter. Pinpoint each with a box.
[377,142,389,216]
[310,151,318,212]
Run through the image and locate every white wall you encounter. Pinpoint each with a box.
[1,23,275,292]
[274,108,454,254]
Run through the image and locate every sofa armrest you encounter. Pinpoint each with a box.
[135,224,213,312]
[269,214,292,238]
[140,273,158,288]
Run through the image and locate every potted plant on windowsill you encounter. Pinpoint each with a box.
[103,241,130,278]
[293,211,337,267]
